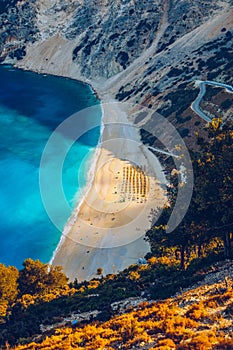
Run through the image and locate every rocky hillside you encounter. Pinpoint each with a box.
[0,0,230,75]
[0,0,38,61]
[0,3,233,349]
[0,0,232,149]
[14,260,233,349]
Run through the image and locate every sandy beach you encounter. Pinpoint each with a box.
[51,98,167,281]
[14,32,168,283]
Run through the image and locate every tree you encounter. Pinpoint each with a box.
[97,268,103,276]
[147,120,233,267]
[0,264,18,317]
[18,259,68,296]
[194,122,233,258]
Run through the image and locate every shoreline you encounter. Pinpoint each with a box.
[8,61,167,281]
[51,98,167,281]
[0,62,101,102]
[0,63,104,270]
[49,101,105,267]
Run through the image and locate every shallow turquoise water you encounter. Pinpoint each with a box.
[0,65,101,268]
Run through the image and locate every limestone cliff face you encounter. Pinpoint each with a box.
[0,0,229,77]
[69,0,165,78]
[0,0,38,61]
[0,0,232,139]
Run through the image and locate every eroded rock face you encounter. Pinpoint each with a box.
[69,0,163,78]
[0,0,232,139]
[0,0,38,62]
[156,0,221,53]
[0,0,229,78]
[0,0,18,15]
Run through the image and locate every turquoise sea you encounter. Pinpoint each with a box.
[0,65,101,268]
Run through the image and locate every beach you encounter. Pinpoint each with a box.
[8,59,167,279]
[0,65,103,267]
[52,97,167,281]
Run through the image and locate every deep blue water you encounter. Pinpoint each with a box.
[0,65,101,268]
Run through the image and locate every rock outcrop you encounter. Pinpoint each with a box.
[0,0,232,142]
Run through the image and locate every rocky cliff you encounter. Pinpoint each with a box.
[0,0,233,140]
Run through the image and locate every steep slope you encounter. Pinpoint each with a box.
[0,3,233,349]
[1,0,232,147]
[113,6,233,147]
[0,0,38,61]
[14,261,233,350]
[0,1,230,82]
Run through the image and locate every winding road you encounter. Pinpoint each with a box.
[191,80,233,122]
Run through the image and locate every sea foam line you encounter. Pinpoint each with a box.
[49,102,105,267]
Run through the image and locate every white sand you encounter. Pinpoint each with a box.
[52,99,167,281]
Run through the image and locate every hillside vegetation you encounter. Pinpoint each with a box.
[0,1,232,348]
[0,121,232,349]
[13,269,233,350]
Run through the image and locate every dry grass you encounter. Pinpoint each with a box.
[14,278,233,350]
